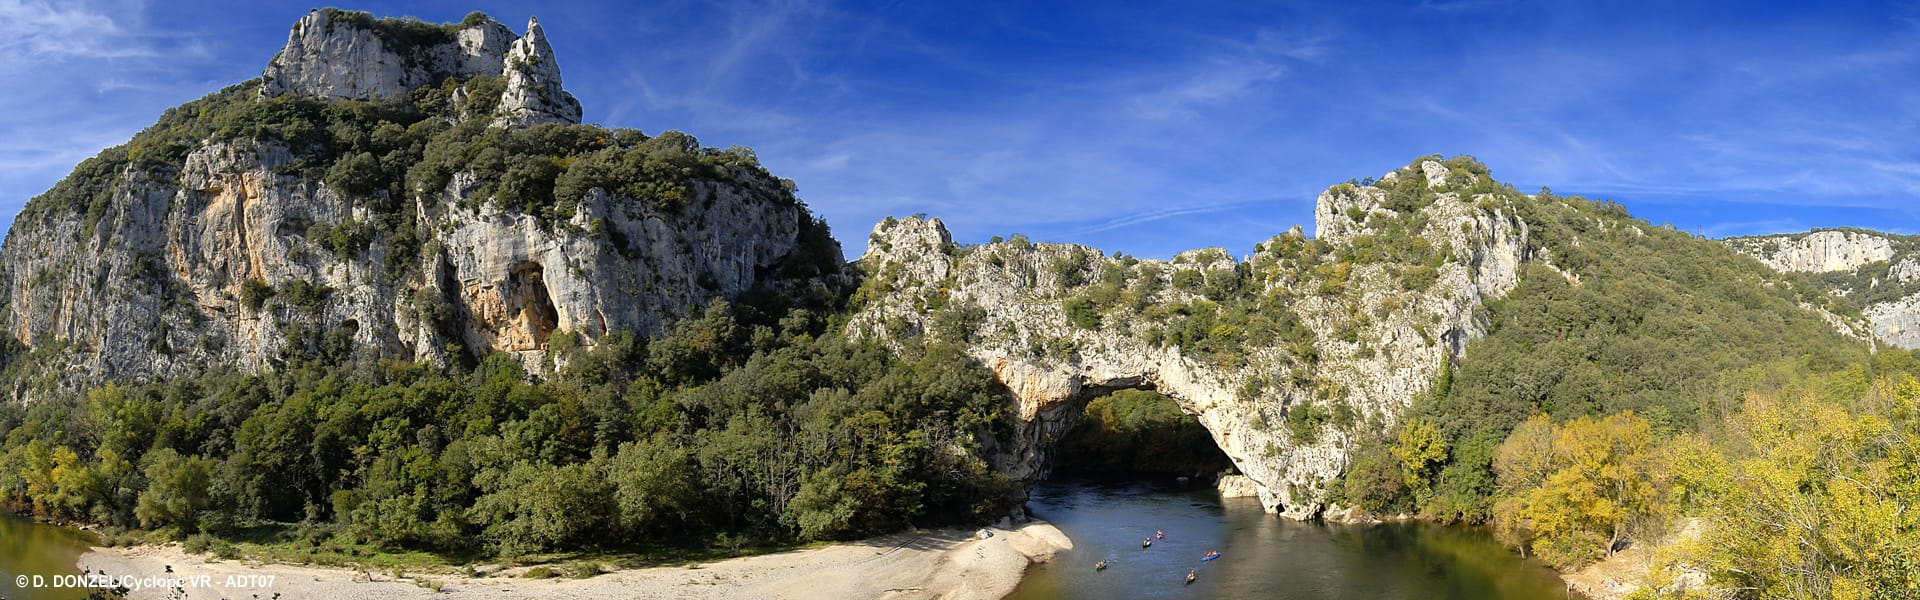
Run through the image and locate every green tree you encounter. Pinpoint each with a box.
[470,460,614,556]
[1392,418,1448,496]
[134,448,215,532]
[609,435,702,537]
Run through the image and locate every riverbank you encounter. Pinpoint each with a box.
[1561,518,1713,600]
[76,520,1070,600]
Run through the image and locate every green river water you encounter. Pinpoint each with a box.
[0,512,95,600]
[1007,476,1584,600]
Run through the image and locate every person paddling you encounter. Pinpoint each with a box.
[1155,529,1165,540]
[1186,569,1198,585]
[1142,538,1153,549]
[1094,560,1108,571]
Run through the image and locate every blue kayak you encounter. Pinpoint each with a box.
[1202,553,1222,562]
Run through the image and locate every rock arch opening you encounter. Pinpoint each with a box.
[986,359,1314,518]
[1050,389,1233,480]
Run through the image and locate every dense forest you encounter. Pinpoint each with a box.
[0,297,1021,560]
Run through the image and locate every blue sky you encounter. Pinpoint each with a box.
[2,0,1918,258]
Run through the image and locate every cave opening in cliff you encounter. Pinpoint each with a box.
[508,262,560,350]
[1050,389,1233,481]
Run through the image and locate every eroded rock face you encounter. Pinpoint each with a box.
[1867,297,1920,349]
[1216,474,1259,498]
[0,12,837,392]
[850,161,1535,519]
[262,11,580,130]
[1726,229,1920,349]
[493,17,583,128]
[1726,230,1894,273]
[261,10,516,101]
[0,139,823,387]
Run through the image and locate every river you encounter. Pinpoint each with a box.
[1007,476,1582,600]
[0,512,95,600]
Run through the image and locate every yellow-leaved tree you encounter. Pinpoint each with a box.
[1673,379,1920,599]
[1491,411,1660,568]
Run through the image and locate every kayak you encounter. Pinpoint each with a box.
[1202,553,1221,562]
[1095,562,1108,572]
[1185,574,1197,585]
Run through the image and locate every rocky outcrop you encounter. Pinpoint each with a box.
[1866,296,1920,349]
[1725,230,1894,273]
[0,12,836,392]
[262,11,580,129]
[850,160,1535,519]
[492,17,583,128]
[0,135,821,387]
[261,10,515,101]
[1216,474,1259,498]
[1727,229,1920,349]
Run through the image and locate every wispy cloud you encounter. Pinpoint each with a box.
[1123,60,1287,121]
[1701,219,1807,239]
[0,0,226,218]
[1074,199,1272,235]
[9,2,1920,260]
[0,0,207,67]
[0,0,132,61]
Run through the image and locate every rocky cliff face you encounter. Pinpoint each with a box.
[262,10,515,101]
[1726,229,1920,348]
[0,11,836,392]
[261,10,582,128]
[1724,230,1894,273]
[849,159,1536,519]
[491,17,582,128]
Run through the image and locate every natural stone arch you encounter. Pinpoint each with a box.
[981,348,1340,519]
[849,162,1534,519]
[993,365,1255,488]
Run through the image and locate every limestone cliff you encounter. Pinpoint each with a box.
[1726,229,1920,348]
[491,17,583,128]
[849,159,1537,519]
[262,10,516,101]
[0,11,839,394]
[1724,229,1894,273]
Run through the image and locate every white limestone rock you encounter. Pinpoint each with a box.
[492,17,583,128]
[261,10,517,101]
[1726,229,1918,349]
[1867,296,1920,349]
[0,10,840,394]
[1,146,829,387]
[850,163,1534,520]
[1726,229,1893,273]
[1216,474,1259,498]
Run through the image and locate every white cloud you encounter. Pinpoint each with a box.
[1124,60,1287,121]
[0,0,155,65]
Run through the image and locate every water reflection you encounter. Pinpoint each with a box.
[0,513,95,600]
[1008,476,1581,600]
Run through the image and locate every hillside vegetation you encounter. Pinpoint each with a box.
[1322,166,1920,596]
[0,298,1019,559]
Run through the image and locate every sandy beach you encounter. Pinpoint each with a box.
[76,521,1071,600]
